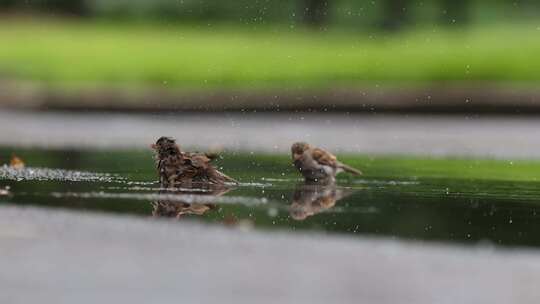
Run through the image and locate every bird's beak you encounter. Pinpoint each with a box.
[151,144,157,149]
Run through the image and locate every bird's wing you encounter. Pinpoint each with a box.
[185,151,219,161]
[310,148,338,167]
[204,151,220,161]
[186,154,211,168]
[185,154,238,184]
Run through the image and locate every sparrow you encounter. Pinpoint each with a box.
[291,142,362,183]
[151,136,238,188]
[289,183,354,221]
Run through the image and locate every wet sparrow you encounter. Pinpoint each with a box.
[291,142,362,183]
[151,137,238,188]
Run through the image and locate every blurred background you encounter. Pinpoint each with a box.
[1,0,539,112]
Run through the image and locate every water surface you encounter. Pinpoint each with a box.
[1,148,540,248]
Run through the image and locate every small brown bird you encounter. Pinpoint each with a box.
[291,142,362,183]
[151,137,238,188]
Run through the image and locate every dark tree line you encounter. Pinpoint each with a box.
[0,0,88,15]
[0,0,473,29]
[440,0,469,24]
[302,0,329,27]
[302,0,471,30]
[380,0,410,30]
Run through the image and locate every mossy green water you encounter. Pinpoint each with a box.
[2,148,540,248]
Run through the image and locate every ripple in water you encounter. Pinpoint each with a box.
[50,191,270,205]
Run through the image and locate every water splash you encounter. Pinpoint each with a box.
[0,165,125,183]
[352,179,420,186]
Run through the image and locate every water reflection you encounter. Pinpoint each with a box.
[289,183,355,221]
[0,185,11,197]
[151,186,230,219]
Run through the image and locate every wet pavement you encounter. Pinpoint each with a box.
[1,205,540,304]
[2,109,540,158]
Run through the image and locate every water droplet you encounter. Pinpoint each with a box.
[267,208,278,217]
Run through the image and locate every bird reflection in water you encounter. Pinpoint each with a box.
[289,182,355,221]
[151,186,230,219]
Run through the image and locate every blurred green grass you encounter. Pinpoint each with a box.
[1,18,540,89]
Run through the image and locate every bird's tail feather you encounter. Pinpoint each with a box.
[338,163,362,176]
[215,170,239,185]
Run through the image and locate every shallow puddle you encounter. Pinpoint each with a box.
[2,148,540,248]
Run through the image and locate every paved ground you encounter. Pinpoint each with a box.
[2,109,540,158]
[1,205,540,304]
